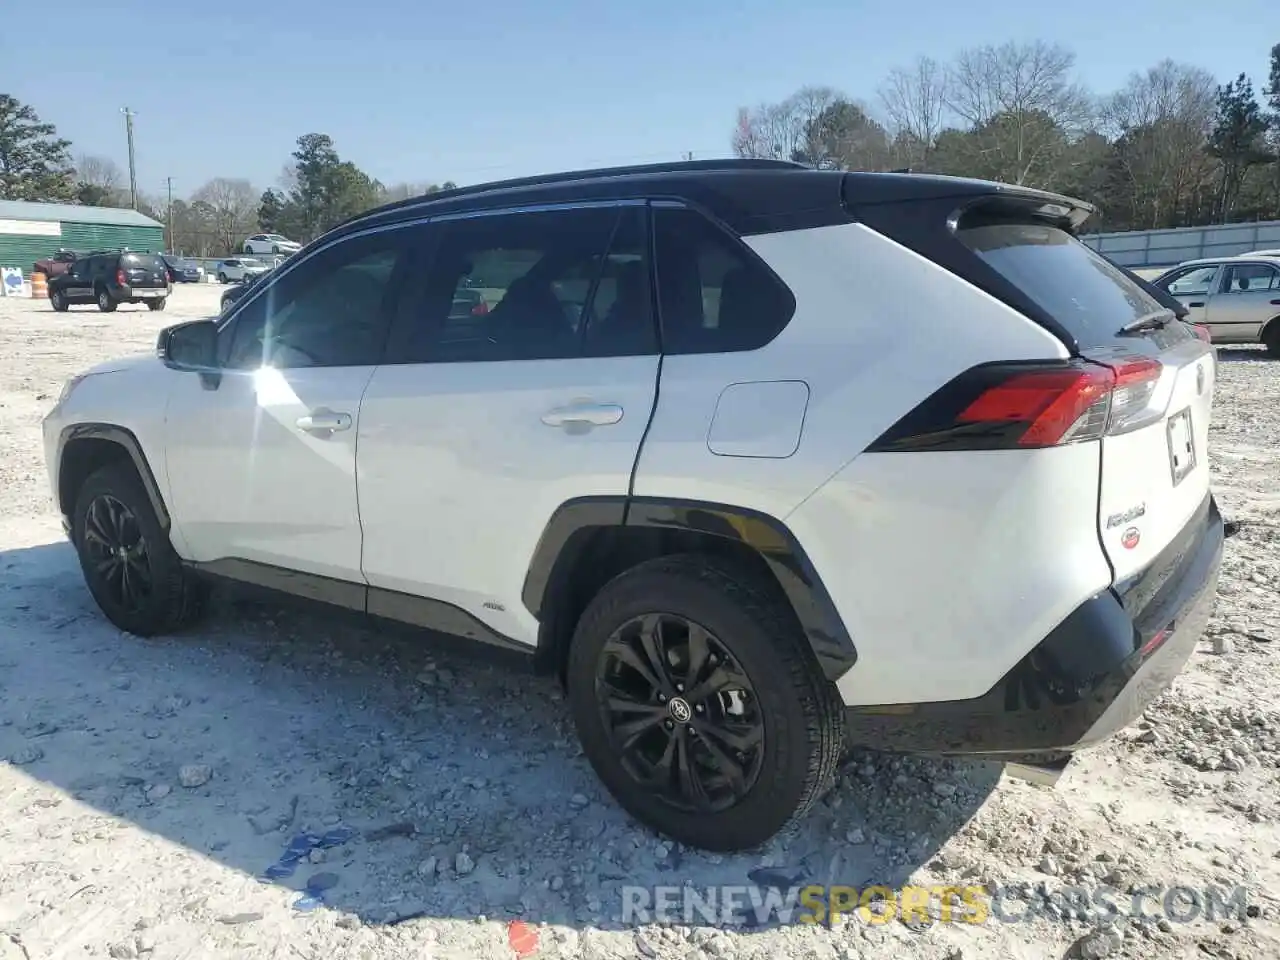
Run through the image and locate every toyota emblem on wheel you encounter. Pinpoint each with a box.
[667,697,693,723]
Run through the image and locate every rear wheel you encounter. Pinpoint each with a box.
[96,289,117,312]
[50,290,68,312]
[1263,320,1280,358]
[217,272,228,284]
[147,298,167,312]
[71,462,206,636]
[566,554,844,852]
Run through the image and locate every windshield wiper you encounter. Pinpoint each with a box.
[1116,310,1174,335]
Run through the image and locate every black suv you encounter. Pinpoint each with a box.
[48,251,172,313]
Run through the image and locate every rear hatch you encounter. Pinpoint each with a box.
[955,217,1213,580]
[849,182,1214,582]
[122,253,170,289]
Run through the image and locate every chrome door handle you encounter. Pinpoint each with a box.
[541,403,624,428]
[296,410,352,434]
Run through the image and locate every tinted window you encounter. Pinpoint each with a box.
[388,205,655,363]
[222,227,419,370]
[958,221,1168,343]
[652,206,795,354]
[1159,265,1219,297]
[122,253,166,270]
[1221,262,1280,292]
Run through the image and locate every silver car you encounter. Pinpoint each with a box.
[1152,255,1280,356]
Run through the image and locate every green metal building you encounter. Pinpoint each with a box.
[0,200,165,277]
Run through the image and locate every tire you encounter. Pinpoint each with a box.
[147,298,167,312]
[271,245,279,254]
[1263,321,1280,358]
[50,290,68,312]
[218,273,228,284]
[96,289,117,312]
[566,554,844,852]
[71,461,206,637]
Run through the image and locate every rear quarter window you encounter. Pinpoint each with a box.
[122,254,166,270]
[957,220,1167,344]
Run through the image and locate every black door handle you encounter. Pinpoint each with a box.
[1188,301,1205,308]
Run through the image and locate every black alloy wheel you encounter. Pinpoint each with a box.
[81,493,153,613]
[595,612,765,814]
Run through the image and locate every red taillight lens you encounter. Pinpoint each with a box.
[471,301,489,316]
[1192,324,1211,343]
[869,357,1165,452]
[116,268,127,286]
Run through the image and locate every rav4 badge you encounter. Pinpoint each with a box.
[1121,527,1141,550]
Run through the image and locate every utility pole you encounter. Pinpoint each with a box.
[121,107,138,210]
[166,177,174,252]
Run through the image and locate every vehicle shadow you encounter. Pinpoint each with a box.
[0,539,1001,944]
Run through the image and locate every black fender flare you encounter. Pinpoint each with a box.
[522,495,858,681]
[57,423,171,530]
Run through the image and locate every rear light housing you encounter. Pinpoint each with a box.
[471,301,489,316]
[1191,324,1211,344]
[868,357,1166,452]
[115,268,127,287]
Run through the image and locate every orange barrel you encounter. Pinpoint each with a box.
[30,271,48,299]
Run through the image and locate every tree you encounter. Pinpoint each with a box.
[1207,73,1269,222]
[0,94,75,202]
[878,56,950,169]
[74,154,126,207]
[1102,61,1218,228]
[192,177,258,252]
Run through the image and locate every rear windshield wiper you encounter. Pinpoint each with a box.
[1117,310,1174,335]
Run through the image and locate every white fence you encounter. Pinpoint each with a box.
[1081,220,1280,269]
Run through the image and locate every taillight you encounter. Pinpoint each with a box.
[471,301,489,316]
[1191,324,1211,344]
[116,268,127,287]
[868,357,1165,452]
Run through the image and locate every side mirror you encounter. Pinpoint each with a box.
[157,319,218,370]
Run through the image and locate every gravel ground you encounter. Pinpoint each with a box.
[1,285,1278,960]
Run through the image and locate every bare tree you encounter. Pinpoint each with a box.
[732,86,846,162]
[879,56,950,168]
[192,177,259,254]
[74,154,123,191]
[942,40,1094,186]
[1103,60,1218,228]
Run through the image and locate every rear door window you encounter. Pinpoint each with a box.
[1220,262,1280,293]
[957,221,1173,348]
[1158,265,1219,297]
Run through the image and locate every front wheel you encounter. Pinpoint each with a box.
[566,554,844,852]
[71,462,207,636]
[96,289,117,312]
[50,290,68,312]
[147,297,167,311]
[217,273,228,284]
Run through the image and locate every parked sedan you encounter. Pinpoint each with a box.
[242,233,302,255]
[1151,255,1280,355]
[160,255,202,284]
[214,257,270,283]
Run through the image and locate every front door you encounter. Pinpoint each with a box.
[1158,263,1220,328]
[62,256,96,303]
[357,203,661,645]
[163,223,428,583]
[1210,260,1280,343]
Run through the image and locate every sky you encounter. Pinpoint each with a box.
[3,0,1276,204]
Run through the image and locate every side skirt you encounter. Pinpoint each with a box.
[184,558,535,660]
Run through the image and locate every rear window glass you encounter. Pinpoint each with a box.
[122,253,166,269]
[957,221,1166,342]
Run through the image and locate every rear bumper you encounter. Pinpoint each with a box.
[846,492,1224,761]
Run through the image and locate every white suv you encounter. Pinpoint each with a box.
[243,233,302,255]
[42,160,1226,852]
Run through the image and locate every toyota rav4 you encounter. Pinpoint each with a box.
[43,159,1225,852]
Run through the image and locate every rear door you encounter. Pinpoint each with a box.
[356,202,661,646]
[957,219,1214,581]
[1210,260,1280,343]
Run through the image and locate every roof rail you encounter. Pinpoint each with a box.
[339,157,807,229]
